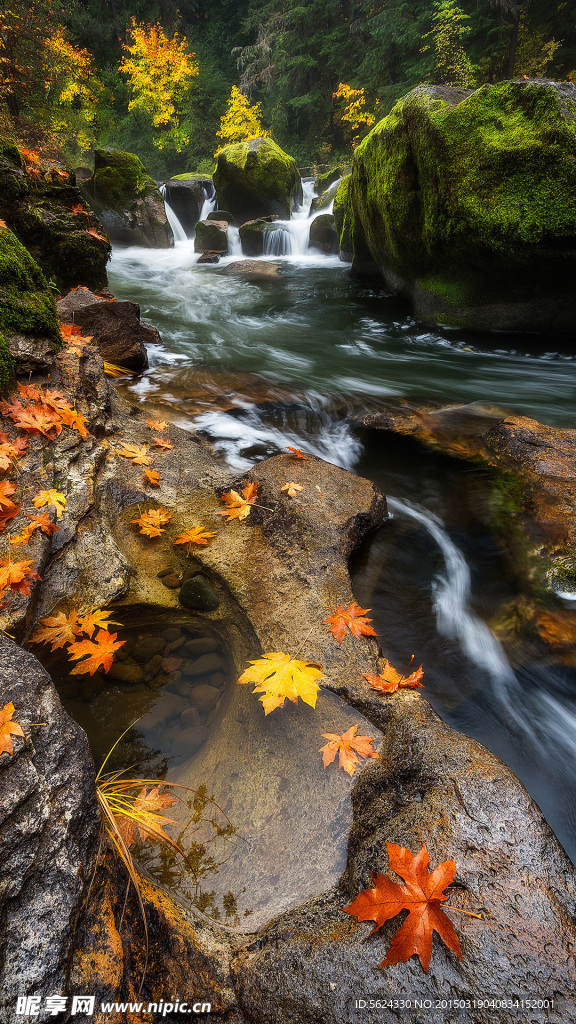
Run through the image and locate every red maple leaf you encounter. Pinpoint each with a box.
[342,843,463,973]
[323,601,378,643]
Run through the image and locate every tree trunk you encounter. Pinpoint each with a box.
[6,92,20,120]
[506,10,521,79]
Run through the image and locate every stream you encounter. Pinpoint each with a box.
[101,187,576,891]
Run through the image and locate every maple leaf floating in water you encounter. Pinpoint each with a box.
[237,651,325,714]
[131,507,172,537]
[68,629,125,675]
[281,481,304,497]
[173,526,216,555]
[116,785,177,848]
[364,659,424,694]
[324,601,378,643]
[33,489,66,518]
[0,702,25,756]
[342,842,464,973]
[31,610,81,650]
[217,481,258,521]
[320,724,379,776]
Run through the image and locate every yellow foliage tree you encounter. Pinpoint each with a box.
[42,28,102,152]
[333,83,376,149]
[120,20,199,151]
[216,85,270,152]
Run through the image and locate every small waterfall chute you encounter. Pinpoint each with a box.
[227,225,242,256]
[263,225,293,257]
[199,181,217,222]
[160,184,188,242]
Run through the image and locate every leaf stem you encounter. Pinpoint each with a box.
[444,904,484,920]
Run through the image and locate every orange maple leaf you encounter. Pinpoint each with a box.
[68,629,125,675]
[142,467,160,486]
[60,323,84,339]
[77,609,121,638]
[173,526,216,555]
[147,419,168,432]
[0,557,41,596]
[342,842,463,973]
[285,446,310,460]
[0,437,27,471]
[152,436,173,450]
[0,506,20,532]
[281,481,304,497]
[0,480,17,509]
[117,785,177,848]
[0,702,25,756]
[85,226,108,243]
[217,481,258,521]
[131,507,172,537]
[324,601,378,643]
[59,406,90,439]
[32,610,81,650]
[115,442,151,466]
[33,489,66,518]
[365,659,424,694]
[320,724,379,775]
[25,512,59,536]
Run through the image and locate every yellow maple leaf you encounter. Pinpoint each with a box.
[281,481,304,497]
[173,526,216,555]
[237,651,324,714]
[114,442,151,466]
[77,608,122,638]
[31,610,81,650]
[33,489,66,518]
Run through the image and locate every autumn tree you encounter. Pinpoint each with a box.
[42,28,103,151]
[120,20,199,151]
[0,0,57,118]
[216,85,270,150]
[333,83,377,149]
[424,0,477,87]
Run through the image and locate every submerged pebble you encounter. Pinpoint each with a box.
[179,575,220,611]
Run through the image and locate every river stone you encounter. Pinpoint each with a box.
[209,672,226,688]
[140,692,188,730]
[132,636,166,662]
[162,656,183,674]
[143,653,163,679]
[194,219,228,253]
[189,684,220,712]
[181,706,201,728]
[107,662,145,684]
[213,136,302,224]
[197,252,220,263]
[162,176,212,235]
[161,572,181,589]
[171,725,209,757]
[309,213,338,254]
[162,626,181,641]
[181,561,203,582]
[208,210,234,224]
[56,288,159,371]
[179,575,220,611]
[184,653,225,677]
[85,148,173,248]
[182,637,219,656]
[239,215,279,257]
[220,260,282,280]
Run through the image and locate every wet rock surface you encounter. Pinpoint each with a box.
[57,287,159,369]
[84,148,173,249]
[194,219,229,254]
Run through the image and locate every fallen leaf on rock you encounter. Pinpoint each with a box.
[152,436,173,450]
[0,480,17,509]
[324,601,378,643]
[0,557,41,597]
[59,406,90,439]
[142,468,160,486]
[281,481,304,497]
[68,629,125,675]
[0,702,25,756]
[237,651,324,714]
[115,442,151,466]
[25,512,59,536]
[85,226,108,243]
[173,526,216,554]
[217,481,258,521]
[320,724,379,775]
[285,446,310,460]
[131,507,172,537]
[365,659,424,694]
[147,419,168,432]
[33,489,66,518]
[342,842,463,973]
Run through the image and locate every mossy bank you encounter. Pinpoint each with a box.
[347,79,576,334]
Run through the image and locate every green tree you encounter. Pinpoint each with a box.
[424,0,477,87]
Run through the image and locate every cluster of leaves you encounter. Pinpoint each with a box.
[32,607,124,676]
[0,379,89,441]
[333,83,377,148]
[215,85,270,153]
[114,418,173,490]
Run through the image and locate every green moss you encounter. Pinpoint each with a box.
[0,228,61,346]
[417,274,470,307]
[91,148,158,210]
[0,332,14,391]
[171,172,213,181]
[333,175,353,255]
[314,165,348,194]
[213,138,301,220]
[351,80,576,314]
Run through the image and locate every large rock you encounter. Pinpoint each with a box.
[0,636,100,1024]
[333,174,353,261]
[314,164,349,195]
[194,218,228,253]
[0,225,62,385]
[309,213,338,254]
[350,79,576,333]
[239,215,279,256]
[214,137,302,225]
[57,287,160,370]
[84,148,173,248]
[0,141,110,292]
[162,174,214,236]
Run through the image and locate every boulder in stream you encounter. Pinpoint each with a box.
[162,173,213,236]
[309,212,338,254]
[84,148,173,248]
[350,79,576,333]
[57,287,159,370]
[194,218,229,254]
[333,173,353,261]
[239,215,279,256]
[0,224,61,379]
[214,137,302,225]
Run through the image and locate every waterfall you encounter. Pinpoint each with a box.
[160,184,187,242]
[227,225,242,256]
[199,181,217,222]
[263,225,293,257]
[259,178,318,257]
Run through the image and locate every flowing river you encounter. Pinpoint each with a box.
[106,189,576,870]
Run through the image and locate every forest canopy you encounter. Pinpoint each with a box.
[0,0,574,175]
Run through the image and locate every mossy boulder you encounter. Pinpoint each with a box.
[0,142,110,292]
[194,219,228,253]
[350,79,576,333]
[0,226,62,384]
[333,174,353,261]
[162,176,214,237]
[308,213,338,254]
[213,138,302,225]
[239,215,279,257]
[85,149,173,248]
[313,165,348,195]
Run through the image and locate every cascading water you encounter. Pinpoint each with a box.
[199,181,217,222]
[262,177,318,258]
[160,184,188,242]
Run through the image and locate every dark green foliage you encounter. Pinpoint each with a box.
[0,333,14,391]
[0,228,61,350]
